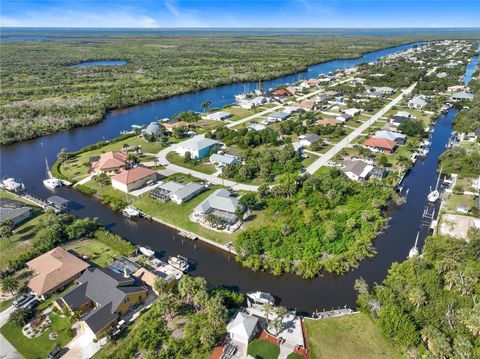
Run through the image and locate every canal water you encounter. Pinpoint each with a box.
[0,41,467,313]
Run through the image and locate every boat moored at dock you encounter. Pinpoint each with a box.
[0,177,25,193]
[168,255,189,272]
[246,291,275,305]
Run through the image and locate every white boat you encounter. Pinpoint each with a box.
[43,178,62,189]
[428,167,442,203]
[168,255,189,272]
[122,205,140,218]
[246,291,275,305]
[441,104,449,113]
[0,178,25,192]
[409,232,420,258]
[139,246,155,257]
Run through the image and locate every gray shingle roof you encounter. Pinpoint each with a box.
[172,182,204,201]
[194,189,239,215]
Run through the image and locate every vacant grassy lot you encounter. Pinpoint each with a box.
[166,151,217,174]
[247,339,280,359]
[304,313,401,359]
[65,239,120,267]
[1,312,73,359]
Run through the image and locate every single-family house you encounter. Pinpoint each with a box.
[270,88,289,97]
[162,121,189,132]
[248,123,267,132]
[408,95,429,110]
[150,181,186,202]
[27,247,90,298]
[363,137,397,154]
[205,111,233,121]
[450,91,474,102]
[344,108,362,117]
[111,166,157,193]
[226,312,260,344]
[54,267,147,339]
[192,189,243,225]
[91,151,129,174]
[374,86,395,95]
[447,85,466,92]
[285,86,298,95]
[342,159,374,181]
[374,130,407,145]
[266,111,289,123]
[336,113,352,122]
[169,182,205,204]
[0,198,31,226]
[290,100,316,111]
[144,122,161,136]
[175,137,220,159]
[390,114,414,127]
[210,153,239,168]
[298,134,321,147]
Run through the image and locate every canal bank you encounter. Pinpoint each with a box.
[0,42,459,313]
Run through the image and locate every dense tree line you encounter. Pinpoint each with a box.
[235,168,395,278]
[439,147,480,177]
[2,35,477,144]
[356,233,480,358]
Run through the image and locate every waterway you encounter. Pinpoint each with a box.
[0,41,469,313]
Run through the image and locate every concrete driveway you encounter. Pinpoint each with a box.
[62,326,106,359]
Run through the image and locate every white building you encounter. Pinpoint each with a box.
[205,111,233,121]
[226,312,260,344]
[175,137,220,159]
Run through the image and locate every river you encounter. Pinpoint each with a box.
[0,42,469,313]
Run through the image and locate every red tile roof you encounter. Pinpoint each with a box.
[271,88,288,96]
[111,166,156,185]
[92,151,128,171]
[363,137,396,150]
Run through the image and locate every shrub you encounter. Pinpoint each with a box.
[94,229,136,256]
[76,184,96,195]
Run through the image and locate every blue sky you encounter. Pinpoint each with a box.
[1,0,479,28]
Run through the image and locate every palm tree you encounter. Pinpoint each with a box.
[0,275,18,295]
[263,303,273,326]
[408,287,426,310]
[396,155,411,173]
[201,100,211,113]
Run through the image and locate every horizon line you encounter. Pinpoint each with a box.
[2,26,480,30]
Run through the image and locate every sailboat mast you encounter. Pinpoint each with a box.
[414,231,419,248]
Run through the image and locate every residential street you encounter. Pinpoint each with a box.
[0,306,23,359]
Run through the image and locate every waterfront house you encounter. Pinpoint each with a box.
[205,111,233,121]
[0,198,31,226]
[27,247,90,299]
[192,189,243,226]
[363,137,397,154]
[111,166,157,193]
[54,267,147,340]
[266,111,290,123]
[143,122,162,136]
[175,137,221,159]
[373,130,407,145]
[450,91,474,102]
[238,96,267,109]
[408,95,429,110]
[248,123,267,132]
[298,134,321,147]
[150,181,185,202]
[91,151,129,175]
[342,159,374,181]
[270,88,289,97]
[210,153,239,169]
[169,182,205,204]
[226,312,260,345]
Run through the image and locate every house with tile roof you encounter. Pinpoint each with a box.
[27,247,90,298]
[55,267,147,339]
[91,151,129,174]
[363,137,397,154]
[111,166,157,193]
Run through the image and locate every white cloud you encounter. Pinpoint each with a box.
[0,8,161,28]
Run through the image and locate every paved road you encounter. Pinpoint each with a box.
[0,305,23,359]
[306,82,417,174]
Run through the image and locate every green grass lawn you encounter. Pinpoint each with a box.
[443,193,476,214]
[302,153,320,168]
[247,339,280,359]
[65,239,120,267]
[0,193,46,270]
[166,151,217,174]
[1,312,73,359]
[304,313,401,359]
[286,353,304,359]
[59,136,167,181]
[0,298,13,313]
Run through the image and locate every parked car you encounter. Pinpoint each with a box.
[24,299,40,311]
[12,294,33,308]
[46,347,62,359]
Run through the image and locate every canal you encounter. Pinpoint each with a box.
[0,41,467,313]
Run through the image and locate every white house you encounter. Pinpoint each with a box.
[408,95,429,110]
[248,123,267,132]
[205,111,233,121]
[336,113,352,122]
[344,108,362,117]
[266,111,289,123]
[450,91,474,102]
[175,137,220,159]
[226,312,260,344]
[210,153,239,169]
[298,134,321,147]
[342,159,374,181]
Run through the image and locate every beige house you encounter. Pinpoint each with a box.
[91,151,128,175]
[111,166,157,193]
[26,247,90,298]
